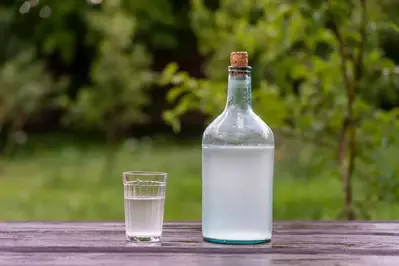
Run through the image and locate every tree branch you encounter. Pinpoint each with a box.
[328,0,351,94]
[354,0,368,83]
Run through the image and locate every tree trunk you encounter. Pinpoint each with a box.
[339,120,356,220]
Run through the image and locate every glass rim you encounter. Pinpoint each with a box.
[122,171,167,184]
[124,180,166,186]
[123,171,167,176]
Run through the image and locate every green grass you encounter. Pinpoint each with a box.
[0,133,397,221]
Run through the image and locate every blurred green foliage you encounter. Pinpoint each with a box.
[66,0,153,140]
[161,0,399,219]
[0,7,65,161]
[0,0,398,220]
[66,0,154,174]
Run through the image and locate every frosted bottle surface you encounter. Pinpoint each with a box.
[202,145,274,241]
[201,52,275,243]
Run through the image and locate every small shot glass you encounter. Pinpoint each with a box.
[123,171,167,242]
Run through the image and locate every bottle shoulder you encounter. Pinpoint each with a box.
[202,109,274,146]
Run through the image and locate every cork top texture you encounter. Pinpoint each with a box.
[230,51,248,67]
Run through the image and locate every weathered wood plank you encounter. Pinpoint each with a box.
[1,252,398,266]
[3,221,399,235]
[1,222,399,255]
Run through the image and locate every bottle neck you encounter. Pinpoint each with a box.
[226,67,252,110]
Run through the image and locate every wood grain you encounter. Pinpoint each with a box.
[1,252,398,266]
[1,221,399,265]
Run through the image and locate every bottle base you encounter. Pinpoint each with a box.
[203,237,270,245]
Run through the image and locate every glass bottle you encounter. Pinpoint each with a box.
[202,52,275,244]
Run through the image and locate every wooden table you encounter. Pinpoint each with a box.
[1,221,399,265]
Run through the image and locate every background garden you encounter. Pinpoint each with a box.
[0,0,398,221]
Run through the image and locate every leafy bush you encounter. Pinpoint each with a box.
[0,7,65,160]
[65,0,154,174]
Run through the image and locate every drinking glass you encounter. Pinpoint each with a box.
[123,171,167,242]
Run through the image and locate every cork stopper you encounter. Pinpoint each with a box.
[230,51,248,67]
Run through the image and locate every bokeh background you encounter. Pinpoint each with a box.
[0,0,398,221]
